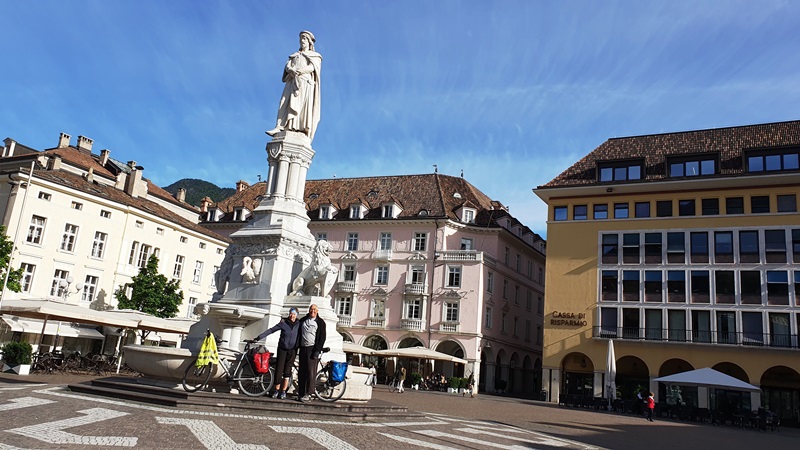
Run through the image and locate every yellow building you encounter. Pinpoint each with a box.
[534,120,800,425]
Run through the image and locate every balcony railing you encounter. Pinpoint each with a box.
[368,317,385,328]
[402,318,423,331]
[336,280,357,293]
[372,249,392,261]
[436,250,481,262]
[440,321,459,333]
[593,326,799,349]
[337,315,352,327]
[404,283,427,295]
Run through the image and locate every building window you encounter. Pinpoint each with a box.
[539,267,544,284]
[347,233,359,251]
[644,271,662,302]
[193,261,203,284]
[742,312,764,345]
[668,309,686,342]
[644,310,662,341]
[91,231,107,259]
[656,201,673,217]
[343,264,356,282]
[38,191,51,201]
[747,150,800,172]
[71,201,83,210]
[383,204,393,218]
[375,265,389,285]
[740,270,762,305]
[156,227,164,235]
[598,162,642,182]
[525,320,531,341]
[601,270,618,301]
[410,265,425,285]
[445,301,459,322]
[128,241,139,265]
[667,271,686,303]
[370,298,385,319]
[379,232,392,251]
[678,199,696,216]
[60,224,78,252]
[514,285,520,304]
[691,310,711,343]
[793,229,800,263]
[600,307,617,337]
[777,194,797,212]
[81,275,99,302]
[726,197,744,214]
[513,316,519,337]
[50,269,69,297]
[614,203,629,219]
[601,234,618,264]
[714,271,735,304]
[537,295,543,314]
[690,270,710,304]
[644,233,662,264]
[100,209,111,218]
[715,311,736,344]
[634,202,650,218]
[690,232,709,264]
[528,261,533,279]
[622,271,639,302]
[180,236,188,243]
[413,232,427,252]
[622,233,640,264]
[316,232,327,241]
[487,272,493,292]
[349,205,361,219]
[504,247,509,265]
[751,196,770,214]
[669,157,716,177]
[461,238,473,250]
[485,307,492,328]
[211,266,218,287]
[765,229,787,263]
[701,198,720,215]
[526,290,532,310]
[739,230,760,263]
[501,312,508,333]
[336,297,352,316]
[135,220,144,228]
[320,205,330,219]
[173,255,185,279]
[554,206,567,221]
[446,266,462,288]
[462,209,475,223]
[199,242,206,249]
[666,232,685,264]
[27,215,46,244]
[404,298,421,320]
[714,231,733,263]
[573,205,587,220]
[767,271,789,306]
[502,280,508,299]
[20,263,35,293]
[187,297,198,318]
[515,254,521,272]
[593,204,608,220]
[137,244,152,269]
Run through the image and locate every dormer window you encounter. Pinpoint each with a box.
[320,205,330,219]
[383,204,393,218]
[350,204,363,219]
[207,208,218,221]
[598,160,643,182]
[234,208,249,221]
[746,148,800,173]
[462,208,476,224]
[668,154,717,177]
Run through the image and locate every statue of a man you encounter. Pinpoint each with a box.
[266,31,322,141]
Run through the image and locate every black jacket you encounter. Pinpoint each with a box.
[297,314,326,354]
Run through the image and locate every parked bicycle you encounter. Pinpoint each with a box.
[386,376,402,393]
[182,332,275,397]
[313,347,347,402]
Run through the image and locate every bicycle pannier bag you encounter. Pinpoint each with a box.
[331,361,348,384]
[251,346,271,374]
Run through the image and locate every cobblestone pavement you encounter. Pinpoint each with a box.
[1,374,799,450]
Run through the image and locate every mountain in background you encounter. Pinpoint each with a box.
[162,179,235,207]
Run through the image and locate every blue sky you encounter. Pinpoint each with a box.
[2,1,799,237]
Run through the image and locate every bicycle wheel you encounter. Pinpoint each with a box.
[236,363,273,397]
[315,369,347,402]
[182,359,213,392]
[388,378,397,393]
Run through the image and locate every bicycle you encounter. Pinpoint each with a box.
[182,332,275,397]
[387,376,399,393]
[312,347,347,402]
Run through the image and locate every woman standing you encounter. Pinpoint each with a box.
[256,307,300,399]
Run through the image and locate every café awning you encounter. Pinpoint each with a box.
[1,316,104,340]
[104,310,193,334]
[371,346,467,364]
[0,299,139,329]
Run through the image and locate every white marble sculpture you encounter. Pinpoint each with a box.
[289,240,335,296]
[240,256,263,284]
[266,30,322,141]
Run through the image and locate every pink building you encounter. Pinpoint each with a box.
[202,173,545,396]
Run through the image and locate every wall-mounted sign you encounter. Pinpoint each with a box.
[550,311,588,327]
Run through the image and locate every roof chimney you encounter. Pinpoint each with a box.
[124,161,143,198]
[77,135,93,153]
[49,155,62,171]
[199,196,213,213]
[176,188,186,203]
[2,138,16,157]
[100,149,110,166]
[84,167,94,183]
[58,132,71,148]
[236,180,250,192]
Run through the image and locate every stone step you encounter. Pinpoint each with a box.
[67,376,416,420]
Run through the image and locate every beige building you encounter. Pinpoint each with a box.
[535,120,800,425]
[202,173,546,396]
[0,133,229,353]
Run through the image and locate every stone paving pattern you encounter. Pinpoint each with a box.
[1,372,799,449]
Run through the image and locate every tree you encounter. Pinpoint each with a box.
[0,225,23,294]
[114,254,183,340]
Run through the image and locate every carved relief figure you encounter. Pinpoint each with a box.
[215,250,235,294]
[266,31,322,141]
[240,256,263,284]
[289,240,335,296]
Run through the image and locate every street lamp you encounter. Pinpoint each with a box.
[58,276,84,301]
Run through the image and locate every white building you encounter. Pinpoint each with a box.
[0,133,229,354]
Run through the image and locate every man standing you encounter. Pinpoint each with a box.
[297,304,326,402]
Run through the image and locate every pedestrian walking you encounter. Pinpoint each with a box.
[395,363,406,393]
[255,307,300,400]
[646,392,655,422]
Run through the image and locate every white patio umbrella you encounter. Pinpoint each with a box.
[342,342,375,355]
[606,339,617,410]
[371,346,467,364]
[103,310,194,373]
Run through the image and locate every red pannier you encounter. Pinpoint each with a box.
[250,346,271,374]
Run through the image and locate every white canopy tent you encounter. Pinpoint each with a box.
[654,367,761,392]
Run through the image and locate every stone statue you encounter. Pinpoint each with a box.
[289,240,335,296]
[240,256,263,284]
[266,30,322,142]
